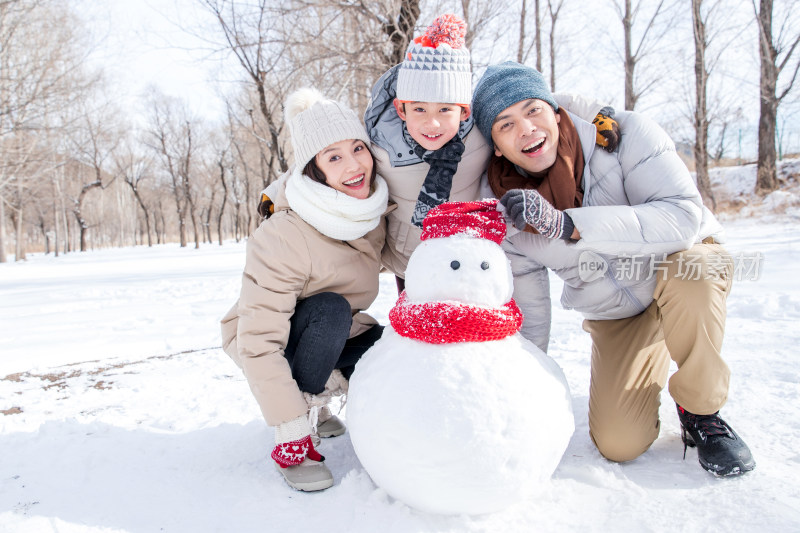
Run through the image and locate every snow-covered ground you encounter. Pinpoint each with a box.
[2,220,799,530]
[2,217,798,532]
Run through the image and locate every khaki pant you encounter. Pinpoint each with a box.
[583,241,734,462]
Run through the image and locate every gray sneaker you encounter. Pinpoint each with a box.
[317,415,346,438]
[316,406,346,438]
[275,458,334,492]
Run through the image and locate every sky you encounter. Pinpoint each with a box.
[76,0,231,121]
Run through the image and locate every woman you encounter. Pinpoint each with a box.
[221,88,389,492]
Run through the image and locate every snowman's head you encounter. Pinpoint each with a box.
[405,235,513,307]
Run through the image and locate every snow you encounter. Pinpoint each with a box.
[2,214,800,528]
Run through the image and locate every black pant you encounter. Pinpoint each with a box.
[283,292,383,395]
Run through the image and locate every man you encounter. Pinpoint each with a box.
[471,61,754,476]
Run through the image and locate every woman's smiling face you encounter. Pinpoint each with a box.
[315,139,374,199]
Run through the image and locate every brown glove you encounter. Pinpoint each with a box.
[593,106,620,153]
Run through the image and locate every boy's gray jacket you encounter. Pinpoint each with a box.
[480,106,725,352]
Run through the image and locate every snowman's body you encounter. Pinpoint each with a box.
[348,205,574,515]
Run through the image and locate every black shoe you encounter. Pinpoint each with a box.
[677,404,756,476]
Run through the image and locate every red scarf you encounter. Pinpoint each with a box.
[389,292,523,344]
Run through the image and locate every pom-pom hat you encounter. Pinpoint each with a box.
[396,14,472,105]
[284,88,370,170]
[420,199,506,245]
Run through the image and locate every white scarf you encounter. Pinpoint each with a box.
[285,166,388,241]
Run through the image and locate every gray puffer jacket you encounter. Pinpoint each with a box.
[481,107,724,352]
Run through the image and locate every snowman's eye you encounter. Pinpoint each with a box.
[450,260,461,270]
[481,261,490,270]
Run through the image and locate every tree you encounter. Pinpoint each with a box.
[545,0,564,91]
[116,142,156,247]
[753,0,800,194]
[145,91,200,248]
[691,0,716,209]
[0,0,94,261]
[610,0,679,110]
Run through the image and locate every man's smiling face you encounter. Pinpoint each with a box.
[490,98,561,175]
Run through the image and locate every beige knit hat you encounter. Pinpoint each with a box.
[285,88,370,169]
[396,14,472,105]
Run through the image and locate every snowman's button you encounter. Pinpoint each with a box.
[450,260,460,270]
[481,261,490,270]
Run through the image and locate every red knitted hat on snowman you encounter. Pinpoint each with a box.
[420,199,506,245]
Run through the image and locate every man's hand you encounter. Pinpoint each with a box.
[500,189,576,240]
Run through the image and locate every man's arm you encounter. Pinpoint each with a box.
[566,111,703,256]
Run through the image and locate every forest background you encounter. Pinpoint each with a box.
[1,0,799,262]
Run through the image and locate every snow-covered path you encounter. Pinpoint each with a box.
[1,218,799,532]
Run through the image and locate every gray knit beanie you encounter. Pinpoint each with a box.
[396,14,472,105]
[285,88,370,170]
[472,61,559,148]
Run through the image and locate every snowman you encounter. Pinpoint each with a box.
[347,200,575,515]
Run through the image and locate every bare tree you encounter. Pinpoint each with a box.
[65,102,122,251]
[753,0,800,194]
[692,0,716,209]
[0,0,94,261]
[517,0,543,69]
[610,0,679,110]
[116,142,155,247]
[145,91,200,248]
[545,0,564,91]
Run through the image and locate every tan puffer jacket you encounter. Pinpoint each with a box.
[220,175,386,426]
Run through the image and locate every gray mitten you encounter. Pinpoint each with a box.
[499,189,574,240]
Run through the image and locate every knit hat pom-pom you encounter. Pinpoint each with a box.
[421,13,466,49]
[284,87,325,124]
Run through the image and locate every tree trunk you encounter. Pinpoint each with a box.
[218,159,228,246]
[72,181,102,252]
[15,176,26,261]
[0,196,7,263]
[14,204,25,261]
[623,0,637,110]
[755,0,778,194]
[692,0,716,210]
[535,0,542,71]
[518,0,526,63]
[548,6,556,91]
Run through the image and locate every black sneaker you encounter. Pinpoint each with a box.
[677,404,756,476]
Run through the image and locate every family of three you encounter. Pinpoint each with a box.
[220,14,754,493]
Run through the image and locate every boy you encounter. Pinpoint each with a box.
[364,14,489,290]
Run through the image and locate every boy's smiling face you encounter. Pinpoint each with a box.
[393,100,470,151]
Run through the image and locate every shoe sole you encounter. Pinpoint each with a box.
[284,477,334,492]
[275,463,334,492]
[318,426,346,438]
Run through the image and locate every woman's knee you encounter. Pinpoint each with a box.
[296,292,352,329]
